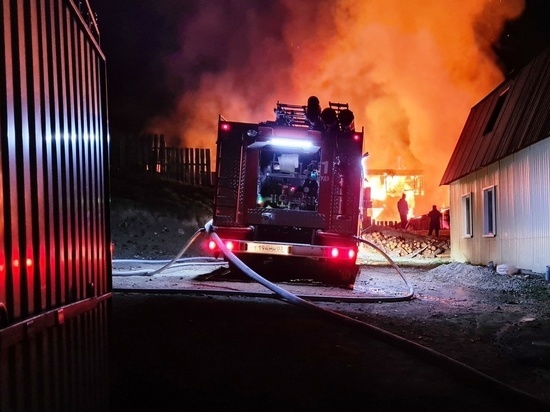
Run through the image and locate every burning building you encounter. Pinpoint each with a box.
[364,168,424,225]
[144,0,523,228]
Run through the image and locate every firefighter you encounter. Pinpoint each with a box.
[397,193,409,229]
[428,205,443,237]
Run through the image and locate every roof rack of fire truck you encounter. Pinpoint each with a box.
[269,99,354,131]
[328,101,349,112]
[272,102,310,128]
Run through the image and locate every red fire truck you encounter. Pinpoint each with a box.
[208,96,366,287]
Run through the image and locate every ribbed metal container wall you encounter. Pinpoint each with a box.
[0,300,110,410]
[0,0,111,326]
[449,137,550,274]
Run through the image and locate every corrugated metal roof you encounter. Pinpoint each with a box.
[441,47,550,185]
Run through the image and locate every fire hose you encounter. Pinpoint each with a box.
[111,221,547,407]
[202,220,547,408]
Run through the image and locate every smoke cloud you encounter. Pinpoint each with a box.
[148,0,524,213]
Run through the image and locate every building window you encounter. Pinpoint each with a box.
[483,88,509,135]
[483,186,496,237]
[461,193,473,238]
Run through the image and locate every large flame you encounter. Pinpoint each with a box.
[148,0,524,217]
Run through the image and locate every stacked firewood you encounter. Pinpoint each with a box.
[360,229,450,259]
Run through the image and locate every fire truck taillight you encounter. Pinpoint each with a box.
[328,247,356,260]
[208,240,217,251]
[208,240,236,251]
[220,123,231,132]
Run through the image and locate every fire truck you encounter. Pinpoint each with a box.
[209,96,366,287]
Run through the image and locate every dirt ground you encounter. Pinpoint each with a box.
[110,193,550,405]
[330,258,550,403]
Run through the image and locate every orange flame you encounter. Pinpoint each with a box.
[148,0,524,216]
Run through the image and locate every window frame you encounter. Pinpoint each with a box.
[461,193,473,238]
[482,185,497,237]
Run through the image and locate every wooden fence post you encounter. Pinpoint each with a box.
[205,149,211,186]
[110,132,212,187]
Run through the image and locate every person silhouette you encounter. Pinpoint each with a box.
[397,194,409,229]
[428,205,443,237]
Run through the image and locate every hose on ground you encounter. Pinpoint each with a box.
[353,235,414,301]
[112,228,211,276]
[114,257,224,265]
[204,220,547,408]
[111,223,413,302]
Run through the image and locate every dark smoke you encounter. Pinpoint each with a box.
[92,0,549,216]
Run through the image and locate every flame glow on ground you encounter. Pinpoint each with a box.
[148,0,524,221]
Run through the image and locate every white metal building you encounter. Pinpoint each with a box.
[441,48,550,274]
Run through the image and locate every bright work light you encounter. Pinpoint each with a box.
[269,138,313,149]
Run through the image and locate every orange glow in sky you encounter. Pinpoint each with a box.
[149,0,524,216]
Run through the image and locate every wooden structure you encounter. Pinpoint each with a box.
[361,228,450,259]
[111,133,212,186]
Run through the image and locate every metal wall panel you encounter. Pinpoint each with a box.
[1,0,110,327]
[528,138,550,270]
[0,299,110,411]
[449,137,550,274]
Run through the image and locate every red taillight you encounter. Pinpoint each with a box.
[328,247,356,259]
[225,241,234,251]
[208,240,217,251]
[220,123,231,132]
[353,133,361,141]
[26,258,33,267]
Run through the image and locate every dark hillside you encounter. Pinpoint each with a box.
[109,171,213,259]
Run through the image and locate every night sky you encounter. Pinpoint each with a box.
[92,0,292,134]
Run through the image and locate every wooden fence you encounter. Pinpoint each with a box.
[111,133,212,186]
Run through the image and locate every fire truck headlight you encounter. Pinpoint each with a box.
[247,129,258,137]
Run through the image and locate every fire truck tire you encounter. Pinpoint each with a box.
[226,260,248,279]
[337,266,359,289]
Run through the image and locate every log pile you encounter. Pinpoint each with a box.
[360,228,450,259]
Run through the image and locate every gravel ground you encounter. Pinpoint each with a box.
[328,259,550,404]
[110,202,550,404]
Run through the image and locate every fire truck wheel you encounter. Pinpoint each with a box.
[226,260,250,280]
[337,266,359,289]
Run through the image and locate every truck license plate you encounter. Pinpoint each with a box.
[247,242,290,255]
